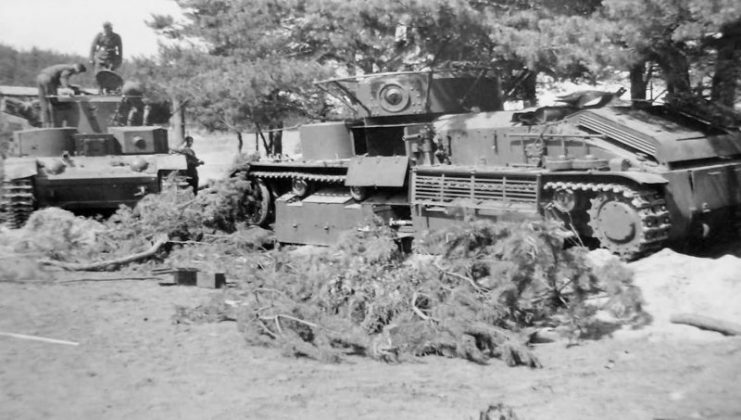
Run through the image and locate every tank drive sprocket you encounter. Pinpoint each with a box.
[587,186,671,259]
[2,178,35,229]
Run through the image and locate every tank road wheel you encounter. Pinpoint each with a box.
[541,185,589,240]
[552,188,577,213]
[587,189,670,259]
[3,178,35,229]
[291,177,310,198]
[158,171,190,193]
[350,186,368,202]
[245,179,272,227]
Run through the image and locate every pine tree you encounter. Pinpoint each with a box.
[604,0,741,102]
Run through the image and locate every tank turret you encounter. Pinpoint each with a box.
[317,69,503,120]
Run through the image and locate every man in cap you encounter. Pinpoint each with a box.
[36,63,87,127]
[90,22,123,72]
[172,136,204,195]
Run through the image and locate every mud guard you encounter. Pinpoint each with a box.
[154,154,188,171]
[3,157,38,180]
[345,156,408,187]
[610,171,668,185]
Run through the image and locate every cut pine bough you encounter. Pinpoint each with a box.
[0,331,79,346]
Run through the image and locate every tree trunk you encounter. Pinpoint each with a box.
[653,45,691,97]
[269,123,283,155]
[235,130,243,154]
[629,61,648,105]
[275,129,283,155]
[710,23,741,108]
[268,127,276,155]
[521,71,537,108]
[255,122,270,154]
[170,98,186,146]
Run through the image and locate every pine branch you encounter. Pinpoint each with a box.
[433,261,484,293]
[39,235,169,271]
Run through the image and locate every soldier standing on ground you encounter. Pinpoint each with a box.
[36,63,87,127]
[90,22,123,72]
[173,136,204,195]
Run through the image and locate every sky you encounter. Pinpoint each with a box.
[0,0,183,58]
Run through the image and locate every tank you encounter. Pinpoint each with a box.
[236,67,741,259]
[1,75,186,228]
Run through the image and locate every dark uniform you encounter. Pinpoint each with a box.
[177,137,203,194]
[90,23,123,71]
[115,81,147,126]
[36,64,86,127]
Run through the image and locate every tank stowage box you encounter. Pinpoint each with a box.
[11,127,76,157]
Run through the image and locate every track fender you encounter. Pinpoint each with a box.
[154,154,188,171]
[612,171,668,185]
[3,157,38,180]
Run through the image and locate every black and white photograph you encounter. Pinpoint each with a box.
[1,0,741,418]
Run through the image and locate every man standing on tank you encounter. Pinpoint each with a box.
[90,22,123,72]
[36,63,87,127]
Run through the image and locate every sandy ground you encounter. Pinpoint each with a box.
[1,249,741,420]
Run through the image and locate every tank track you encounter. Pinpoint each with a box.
[2,178,35,229]
[249,170,346,184]
[544,181,671,259]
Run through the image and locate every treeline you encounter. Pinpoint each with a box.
[0,43,89,86]
[142,0,741,147]
[0,43,140,88]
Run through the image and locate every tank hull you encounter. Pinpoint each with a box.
[256,156,741,257]
[34,170,162,210]
[236,69,741,259]
[2,151,184,225]
[3,120,185,227]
